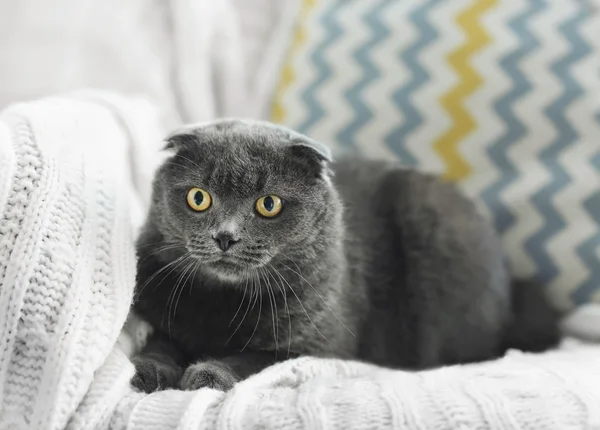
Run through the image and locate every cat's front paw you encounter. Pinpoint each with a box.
[180,361,239,391]
[131,357,181,393]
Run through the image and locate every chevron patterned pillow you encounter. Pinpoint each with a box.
[270,0,600,312]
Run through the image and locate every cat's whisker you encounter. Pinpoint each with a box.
[137,243,184,265]
[235,256,263,265]
[137,240,186,254]
[266,265,292,358]
[260,267,279,353]
[229,274,249,327]
[280,260,355,338]
[142,240,180,247]
[162,258,185,331]
[152,243,184,254]
[136,253,188,299]
[164,255,195,335]
[165,262,186,333]
[188,261,201,296]
[226,275,256,345]
[137,241,180,251]
[172,258,199,329]
[241,272,263,353]
[156,253,195,294]
[268,273,280,352]
[271,266,334,346]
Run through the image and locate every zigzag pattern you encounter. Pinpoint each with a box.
[271,0,600,309]
[457,1,517,201]
[353,0,413,159]
[524,8,591,285]
[398,0,465,171]
[480,0,544,235]
[496,4,568,284]
[271,0,316,123]
[337,0,392,151]
[433,0,497,181]
[385,0,441,166]
[573,148,600,305]
[298,1,345,134]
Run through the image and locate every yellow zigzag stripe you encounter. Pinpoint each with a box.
[434,0,497,182]
[271,0,317,123]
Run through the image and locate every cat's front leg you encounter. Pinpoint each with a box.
[180,360,239,391]
[180,352,277,391]
[131,333,188,393]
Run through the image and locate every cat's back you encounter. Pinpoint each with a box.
[330,157,396,270]
[331,158,506,293]
[331,158,394,199]
[331,158,489,235]
[331,158,510,367]
[330,158,397,238]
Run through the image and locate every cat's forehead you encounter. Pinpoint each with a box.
[163,120,331,196]
[165,140,302,198]
[185,130,287,168]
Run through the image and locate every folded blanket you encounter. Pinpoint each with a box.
[1,94,600,430]
[0,92,164,430]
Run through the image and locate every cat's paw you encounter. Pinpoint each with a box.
[131,357,181,393]
[180,361,239,391]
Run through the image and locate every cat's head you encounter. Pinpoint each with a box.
[146,119,341,283]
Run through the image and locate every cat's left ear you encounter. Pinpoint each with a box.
[289,137,333,181]
[163,132,199,151]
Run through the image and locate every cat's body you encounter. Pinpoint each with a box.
[132,120,557,393]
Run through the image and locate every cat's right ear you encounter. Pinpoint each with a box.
[289,138,334,182]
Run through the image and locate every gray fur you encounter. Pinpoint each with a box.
[131,119,552,393]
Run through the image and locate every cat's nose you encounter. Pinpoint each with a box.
[212,232,239,252]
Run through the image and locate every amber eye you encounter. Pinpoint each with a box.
[256,195,283,218]
[186,188,211,211]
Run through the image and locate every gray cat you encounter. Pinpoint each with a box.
[131,119,558,393]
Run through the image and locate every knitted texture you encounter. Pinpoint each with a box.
[1,94,600,430]
[0,93,163,430]
[114,342,600,430]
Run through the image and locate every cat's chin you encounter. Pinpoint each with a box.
[201,259,253,284]
[205,269,244,283]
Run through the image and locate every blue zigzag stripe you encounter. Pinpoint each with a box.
[298,1,345,134]
[480,0,544,235]
[385,0,441,166]
[524,8,592,285]
[573,133,600,304]
[337,0,393,151]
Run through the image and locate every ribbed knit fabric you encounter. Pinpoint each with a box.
[0,93,163,430]
[115,343,600,430]
[1,94,600,430]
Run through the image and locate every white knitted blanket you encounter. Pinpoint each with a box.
[1,95,600,430]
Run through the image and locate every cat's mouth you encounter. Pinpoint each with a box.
[186,243,273,282]
[211,256,244,269]
[200,256,253,282]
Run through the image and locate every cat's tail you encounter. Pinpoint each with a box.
[501,280,561,353]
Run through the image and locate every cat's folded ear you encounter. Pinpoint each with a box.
[163,133,199,151]
[163,120,231,151]
[163,120,230,151]
[288,136,333,181]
